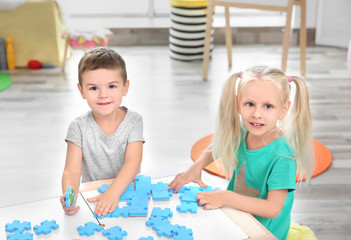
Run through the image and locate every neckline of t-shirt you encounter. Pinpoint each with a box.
[90,107,130,138]
[243,131,286,153]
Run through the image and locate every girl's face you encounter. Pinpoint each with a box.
[78,68,129,117]
[238,80,290,142]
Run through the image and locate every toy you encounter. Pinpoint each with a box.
[151,182,173,201]
[27,60,56,69]
[139,237,154,240]
[0,72,12,92]
[77,221,103,237]
[0,37,7,70]
[173,226,194,240]
[150,207,173,219]
[7,232,33,240]
[64,187,76,207]
[5,37,15,70]
[33,220,59,235]
[119,183,134,201]
[102,225,127,240]
[5,220,31,234]
[98,184,110,193]
[176,202,198,214]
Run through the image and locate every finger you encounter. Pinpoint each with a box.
[168,173,183,190]
[87,196,99,203]
[197,179,208,188]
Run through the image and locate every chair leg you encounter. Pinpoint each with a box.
[225,6,232,67]
[202,0,214,81]
[299,0,307,75]
[281,0,294,73]
[61,39,69,73]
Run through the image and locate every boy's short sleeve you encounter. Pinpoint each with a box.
[267,157,297,192]
[65,120,83,148]
[128,113,144,144]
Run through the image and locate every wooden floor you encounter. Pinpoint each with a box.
[0,45,350,239]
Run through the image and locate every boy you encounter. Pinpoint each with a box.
[60,48,144,217]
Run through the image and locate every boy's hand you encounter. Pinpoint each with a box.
[60,194,80,215]
[87,191,119,217]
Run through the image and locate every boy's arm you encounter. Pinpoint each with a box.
[90,141,143,216]
[61,141,82,215]
[197,189,288,218]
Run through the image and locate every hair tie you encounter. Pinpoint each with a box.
[239,71,243,77]
[288,76,293,83]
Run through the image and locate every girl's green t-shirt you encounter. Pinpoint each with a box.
[227,134,297,240]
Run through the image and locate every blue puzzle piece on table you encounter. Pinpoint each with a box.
[7,232,33,240]
[200,185,220,192]
[77,221,103,236]
[152,220,176,238]
[138,237,154,240]
[33,220,59,235]
[176,201,198,214]
[94,212,112,219]
[150,207,173,219]
[5,220,31,234]
[98,184,110,193]
[64,187,76,207]
[152,190,173,201]
[119,183,135,201]
[173,225,194,240]
[176,186,188,193]
[102,226,127,240]
[135,175,152,192]
[179,186,201,203]
[111,206,131,218]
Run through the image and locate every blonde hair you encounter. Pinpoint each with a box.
[212,65,314,181]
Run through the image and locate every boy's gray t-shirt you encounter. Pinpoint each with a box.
[65,107,144,183]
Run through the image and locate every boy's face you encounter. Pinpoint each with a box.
[78,69,129,117]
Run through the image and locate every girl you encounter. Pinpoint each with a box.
[169,65,314,240]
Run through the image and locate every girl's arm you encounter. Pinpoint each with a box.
[88,141,143,217]
[169,147,213,193]
[61,141,83,215]
[197,189,288,218]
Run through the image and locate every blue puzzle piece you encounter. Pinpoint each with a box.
[138,237,154,240]
[151,182,169,192]
[145,216,166,228]
[200,185,220,192]
[7,232,33,240]
[33,220,59,235]
[119,183,135,201]
[111,206,131,218]
[135,175,152,192]
[176,186,188,193]
[173,225,194,240]
[150,207,173,219]
[176,202,198,214]
[152,220,176,238]
[98,184,110,193]
[179,186,201,203]
[77,222,103,236]
[5,220,31,234]
[152,190,173,201]
[102,226,127,240]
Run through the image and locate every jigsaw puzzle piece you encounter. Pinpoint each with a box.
[98,184,110,193]
[173,225,194,240]
[135,175,152,192]
[77,221,103,236]
[5,220,31,234]
[33,220,59,235]
[179,186,201,203]
[102,225,127,240]
[138,237,154,240]
[7,232,33,240]
[176,202,198,214]
[119,183,135,201]
[150,207,173,219]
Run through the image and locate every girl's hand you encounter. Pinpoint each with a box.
[60,194,80,215]
[196,190,226,210]
[168,165,207,193]
[87,191,119,217]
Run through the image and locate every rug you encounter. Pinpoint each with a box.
[191,134,332,181]
[0,72,12,91]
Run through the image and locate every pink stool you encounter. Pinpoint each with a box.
[61,28,113,72]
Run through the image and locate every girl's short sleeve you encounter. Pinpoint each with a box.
[267,157,297,192]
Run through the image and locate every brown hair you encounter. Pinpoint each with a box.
[78,47,127,86]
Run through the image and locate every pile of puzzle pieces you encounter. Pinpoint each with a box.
[5,219,59,240]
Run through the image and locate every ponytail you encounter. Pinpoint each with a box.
[281,76,314,181]
[212,73,243,178]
